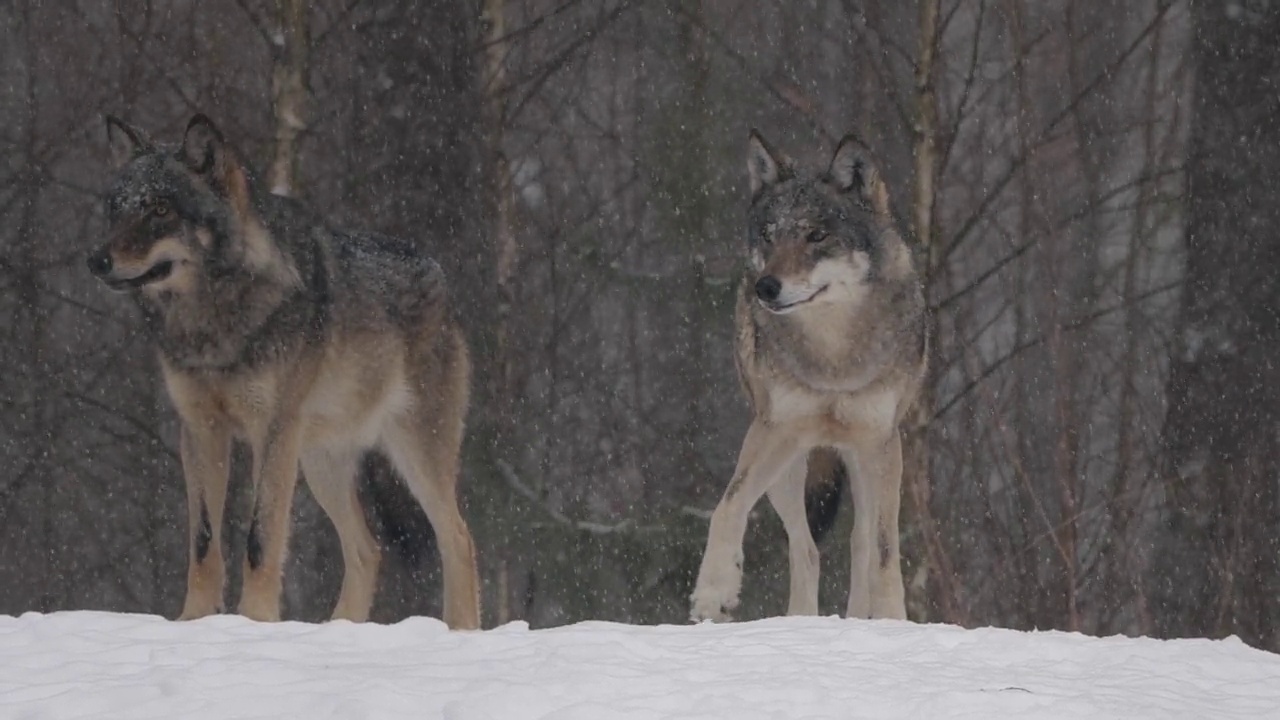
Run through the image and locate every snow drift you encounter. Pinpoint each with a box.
[2,612,1277,719]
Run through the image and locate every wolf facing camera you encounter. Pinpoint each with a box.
[89,114,481,628]
[690,130,927,623]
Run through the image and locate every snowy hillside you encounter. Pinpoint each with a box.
[2,612,1278,719]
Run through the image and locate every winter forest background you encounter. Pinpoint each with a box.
[1,0,1277,651]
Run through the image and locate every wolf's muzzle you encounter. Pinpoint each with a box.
[757,281,830,314]
[89,252,175,291]
[755,275,782,302]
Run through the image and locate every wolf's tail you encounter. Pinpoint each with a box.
[357,453,436,567]
[803,447,847,542]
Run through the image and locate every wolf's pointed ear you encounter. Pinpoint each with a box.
[181,114,255,215]
[105,115,151,168]
[747,129,791,197]
[180,114,226,175]
[829,134,890,218]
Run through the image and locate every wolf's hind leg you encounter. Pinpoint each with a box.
[301,447,380,623]
[692,421,804,622]
[178,421,231,620]
[381,420,480,630]
[766,457,820,616]
[870,432,906,620]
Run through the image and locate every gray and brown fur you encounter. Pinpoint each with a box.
[90,115,480,628]
[690,130,926,622]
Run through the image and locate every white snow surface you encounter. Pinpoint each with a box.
[2,612,1279,719]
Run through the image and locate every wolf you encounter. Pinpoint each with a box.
[89,114,481,628]
[690,130,926,622]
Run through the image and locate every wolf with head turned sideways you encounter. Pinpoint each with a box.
[89,114,480,628]
[690,130,927,623]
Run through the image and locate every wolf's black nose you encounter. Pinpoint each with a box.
[87,250,113,277]
[755,275,782,302]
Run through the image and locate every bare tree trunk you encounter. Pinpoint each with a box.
[481,0,519,626]
[268,0,309,197]
[912,0,938,256]
[16,0,55,612]
[1110,2,1165,636]
[483,0,516,380]
[903,0,953,624]
[1004,0,1054,627]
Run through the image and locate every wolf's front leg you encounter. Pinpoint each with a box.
[766,457,821,616]
[839,429,906,620]
[691,421,802,622]
[178,421,231,620]
[238,420,304,622]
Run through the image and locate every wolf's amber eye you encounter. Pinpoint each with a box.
[806,230,827,244]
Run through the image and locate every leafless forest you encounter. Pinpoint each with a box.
[1,0,1276,650]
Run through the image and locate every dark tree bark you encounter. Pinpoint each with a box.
[352,0,488,288]
[1154,1,1280,651]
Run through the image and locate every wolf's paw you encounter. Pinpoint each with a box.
[690,549,744,622]
[237,594,282,623]
[689,595,737,623]
[689,581,741,623]
[176,602,223,621]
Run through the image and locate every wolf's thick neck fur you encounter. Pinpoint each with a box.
[139,195,326,374]
[750,274,921,396]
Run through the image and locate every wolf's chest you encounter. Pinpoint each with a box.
[757,379,901,427]
[161,363,282,440]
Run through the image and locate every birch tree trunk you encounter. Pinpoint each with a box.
[268,0,309,197]
[902,0,953,623]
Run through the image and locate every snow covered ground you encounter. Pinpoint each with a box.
[2,612,1278,719]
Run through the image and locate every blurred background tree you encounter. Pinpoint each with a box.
[3,0,1271,652]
